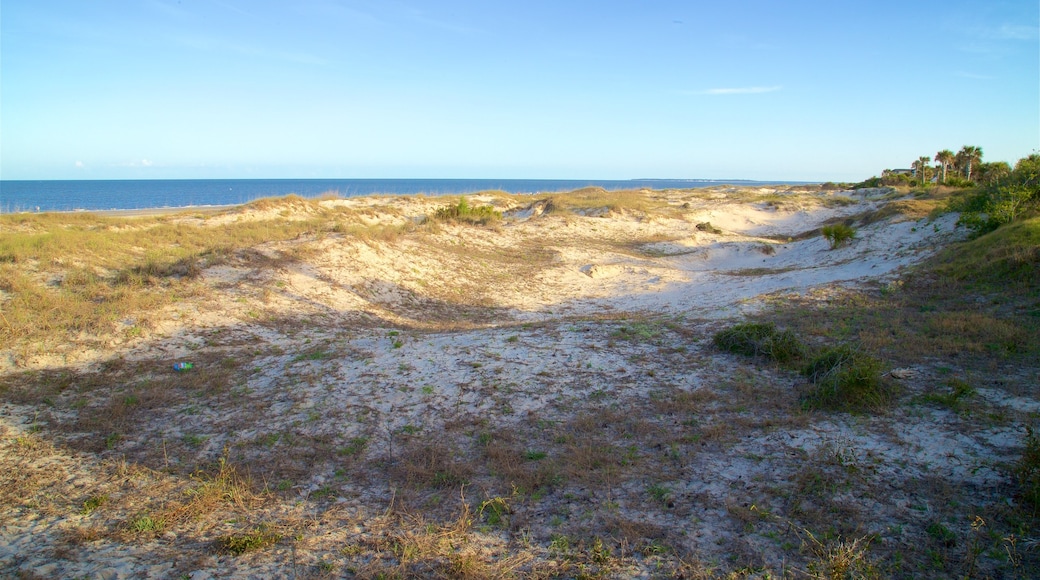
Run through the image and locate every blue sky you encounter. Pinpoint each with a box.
[2,1,1037,181]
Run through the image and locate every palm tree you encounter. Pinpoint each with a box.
[956,145,983,181]
[913,156,931,183]
[934,149,954,183]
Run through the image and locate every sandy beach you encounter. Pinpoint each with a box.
[2,185,1036,578]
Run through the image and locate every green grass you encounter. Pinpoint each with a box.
[431,197,502,225]
[217,527,281,555]
[801,345,892,412]
[1017,426,1040,518]
[713,322,805,364]
[931,216,1040,287]
[917,379,977,413]
[821,223,856,249]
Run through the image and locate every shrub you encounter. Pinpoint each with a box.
[821,224,856,249]
[432,197,502,225]
[851,177,882,189]
[696,222,723,234]
[1016,426,1040,518]
[801,345,891,412]
[956,153,1040,235]
[713,322,805,364]
[217,528,281,555]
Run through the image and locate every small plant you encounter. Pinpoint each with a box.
[1015,425,1040,517]
[647,483,671,506]
[801,345,891,412]
[130,514,165,534]
[821,223,856,249]
[432,197,502,225]
[525,450,548,461]
[479,497,511,527]
[696,221,723,234]
[217,527,281,555]
[713,322,805,364]
[926,521,957,547]
[338,436,369,457]
[918,378,976,413]
[81,494,108,515]
[613,322,660,341]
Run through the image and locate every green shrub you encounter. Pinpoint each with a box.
[713,322,805,364]
[801,345,890,412]
[821,224,856,249]
[1016,426,1040,518]
[217,528,281,555]
[852,176,882,189]
[432,197,502,225]
[956,153,1040,235]
[696,221,723,234]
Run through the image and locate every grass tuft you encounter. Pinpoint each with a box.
[713,322,805,364]
[1016,426,1040,518]
[217,527,281,555]
[431,197,502,225]
[821,223,856,249]
[801,345,891,412]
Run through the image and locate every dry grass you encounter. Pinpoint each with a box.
[3,188,1039,578]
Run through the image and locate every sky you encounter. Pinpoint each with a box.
[1,1,1038,182]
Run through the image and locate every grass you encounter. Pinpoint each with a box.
[1017,427,1040,518]
[430,197,502,225]
[931,216,1040,287]
[217,527,281,555]
[800,345,891,412]
[4,187,1040,578]
[0,199,344,355]
[713,322,805,364]
[821,223,856,249]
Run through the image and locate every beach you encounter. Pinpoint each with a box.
[2,185,1037,578]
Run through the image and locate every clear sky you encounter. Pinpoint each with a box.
[2,1,1038,181]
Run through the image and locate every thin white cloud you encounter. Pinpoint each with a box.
[114,159,156,168]
[996,24,1039,40]
[955,71,994,80]
[689,86,783,96]
[171,34,328,66]
[75,161,84,168]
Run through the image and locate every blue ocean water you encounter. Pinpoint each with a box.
[0,178,796,213]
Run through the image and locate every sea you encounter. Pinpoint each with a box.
[0,178,798,213]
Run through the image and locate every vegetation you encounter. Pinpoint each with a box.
[4,181,1039,577]
[956,153,1040,235]
[431,196,502,225]
[713,322,805,364]
[1017,427,1040,518]
[821,223,856,248]
[800,345,890,412]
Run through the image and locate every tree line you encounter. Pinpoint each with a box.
[855,146,1039,235]
[894,145,1008,187]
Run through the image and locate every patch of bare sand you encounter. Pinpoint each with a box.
[3,187,1036,578]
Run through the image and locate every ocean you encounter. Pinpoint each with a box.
[0,178,796,213]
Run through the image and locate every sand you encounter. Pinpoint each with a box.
[2,186,1035,578]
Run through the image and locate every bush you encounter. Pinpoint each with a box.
[1016,426,1040,518]
[432,197,502,225]
[801,345,891,412]
[956,154,1040,236]
[821,224,856,249]
[713,322,805,364]
[852,177,882,189]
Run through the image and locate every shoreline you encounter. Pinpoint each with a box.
[0,179,818,216]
